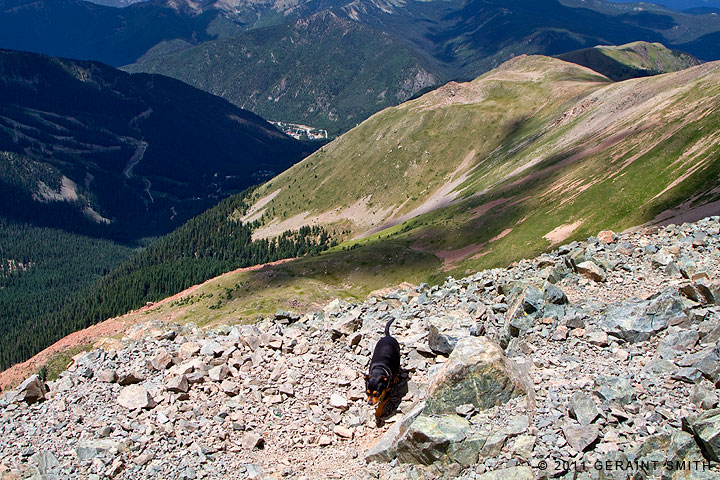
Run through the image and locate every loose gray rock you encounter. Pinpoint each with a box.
[568,392,599,426]
[178,342,201,359]
[672,367,703,384]
[601,290,685,343]
[394,414,468,465]
[576,261,606,282]
[511,435,535,459]
[427,316,468,355]
[200,341,224,357]
[165,375,189,393]
[691,385,720,410]
[562,423,599,452]
[15,375,47,404]
[96,369,118,383]
[330,308,362,337]
[594,376,636,406]
[29,450,60,475]
[150,349,172,370]
[76,439,119,461]
[683,409,720,461]
[208,364,230,382]
[241,432,264,450]
[117,384,155,410]
[423,337,528,415]
[117,372,144,386]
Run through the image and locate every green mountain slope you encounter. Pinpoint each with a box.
[244,55,720,278]
[0,49,308,239]
[124,11,442,136]
[557,41,702,81]
[123,0,720,136]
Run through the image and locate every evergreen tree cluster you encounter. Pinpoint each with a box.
[0,220,135,370]
[0,193,334,371]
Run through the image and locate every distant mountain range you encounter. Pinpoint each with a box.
[124,11,442,136]
[0,49,307,240]
[3,0,720,135]
[86,0,145,6]
[607,0,720,10]
[84,0,720,10]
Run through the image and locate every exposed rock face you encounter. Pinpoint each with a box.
[683,409,720,462]
[423,336,527,415]
[3,216,720,479]
[395,414,469,464]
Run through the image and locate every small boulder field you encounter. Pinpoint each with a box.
[3,217,720,479]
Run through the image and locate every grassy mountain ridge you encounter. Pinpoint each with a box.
[124,10,443,135]
[557,41,702,81]
[245,55,720,277]
[5,54,720,372]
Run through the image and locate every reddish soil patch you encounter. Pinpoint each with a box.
[436,243,486,270]
[543,220,584,245]
[472,197,512,218]
[0,258,295,392]
[490,228,513,242]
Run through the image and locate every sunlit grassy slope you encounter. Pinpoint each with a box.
[109,55,720,329]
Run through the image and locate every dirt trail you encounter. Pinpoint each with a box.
[0,258,295,392]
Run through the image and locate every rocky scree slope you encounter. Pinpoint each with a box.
[3,217,720,479]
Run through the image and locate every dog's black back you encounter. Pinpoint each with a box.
[369,319,400,376]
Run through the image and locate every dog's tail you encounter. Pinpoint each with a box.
[384,318,395,336]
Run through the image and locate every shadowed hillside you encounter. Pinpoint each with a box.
[557,41,702,81]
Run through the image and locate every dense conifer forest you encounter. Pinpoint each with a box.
[0,193,334,370]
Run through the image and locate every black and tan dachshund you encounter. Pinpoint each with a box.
[365,318,401,419]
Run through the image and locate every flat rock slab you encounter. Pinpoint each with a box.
[395,414,469,465]
[683,408,720,462]
[15,375,47,404]
[594,375,636,406]
[569,392,599,426]
[76,439,120,461]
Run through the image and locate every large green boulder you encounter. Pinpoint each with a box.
[424,336,528,415]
